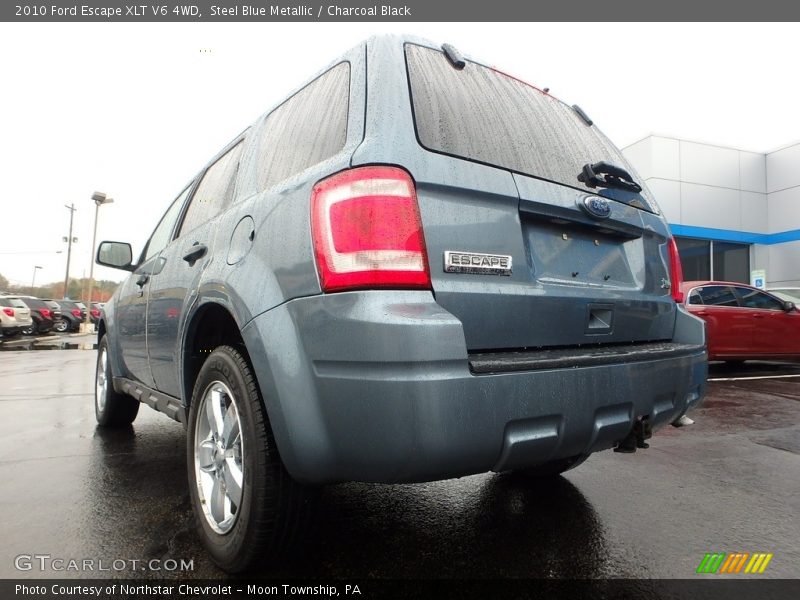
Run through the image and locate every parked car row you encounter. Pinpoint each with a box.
[0,294,101,339]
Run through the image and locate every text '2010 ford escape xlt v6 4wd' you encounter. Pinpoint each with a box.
[95,35,707,572]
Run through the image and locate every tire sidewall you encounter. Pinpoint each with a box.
[187,347,265,570]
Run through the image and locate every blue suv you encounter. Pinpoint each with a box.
[95,35,707,572]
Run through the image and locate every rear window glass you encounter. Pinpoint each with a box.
[405,44,655,212]
[21,298,47,310]
[256,62,350,191]
[4,298,28,309]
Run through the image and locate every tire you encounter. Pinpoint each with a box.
[53,318,69,333]
[95,336,139,427]
[21,321,37,336]
[187,345,317,573]
[512,454,590,478]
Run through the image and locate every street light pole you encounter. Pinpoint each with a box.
[63,204,76,299]
[31,265,42,293]
[84,192,113,330]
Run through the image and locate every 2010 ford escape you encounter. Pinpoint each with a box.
[95,35,707,572]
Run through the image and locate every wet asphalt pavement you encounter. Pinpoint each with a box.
[0,337,798,580]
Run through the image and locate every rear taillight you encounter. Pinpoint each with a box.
[91,308,100,318]
[2,308,13,317]
[311,166,431,292]
[71,309,81,318]
[667,237,684,303]
[39,308,51,319]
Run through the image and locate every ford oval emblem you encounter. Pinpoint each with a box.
[580,195,612,220]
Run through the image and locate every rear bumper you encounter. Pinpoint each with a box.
[243,291,707,485]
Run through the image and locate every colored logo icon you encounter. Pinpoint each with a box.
[696,552,773,574]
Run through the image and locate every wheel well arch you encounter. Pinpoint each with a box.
[97,319,106,340]
[182,302,248,407]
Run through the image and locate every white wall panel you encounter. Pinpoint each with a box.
[650,136,680,180]
[646,178,681,223]
[767,240,800,285]
[739,151,766,193]
[740,191,768,234]
[753,244,770,275]
[767,143,800,193]
[680,183,741,230]
[680,141,740,189]
[767,186,800,232]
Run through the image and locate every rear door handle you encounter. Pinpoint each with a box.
[183,243,208,266]
[696,311,708,316]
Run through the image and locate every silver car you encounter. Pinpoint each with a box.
[0,296,33,338]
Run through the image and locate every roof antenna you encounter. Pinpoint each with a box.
[442,44,465,70]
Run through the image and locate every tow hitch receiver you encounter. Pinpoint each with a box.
[614,416,652,453]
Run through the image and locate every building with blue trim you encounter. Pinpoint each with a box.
[623,135,800,288]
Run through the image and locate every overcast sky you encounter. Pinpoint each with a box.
[1,22,798,288]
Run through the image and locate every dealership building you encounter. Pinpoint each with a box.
[622,135,800,288]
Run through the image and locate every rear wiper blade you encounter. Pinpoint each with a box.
[578,161,642,193]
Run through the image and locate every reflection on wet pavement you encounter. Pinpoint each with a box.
[1,351,798,579]
[0,333,97,351]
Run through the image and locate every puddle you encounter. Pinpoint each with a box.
[0,336,97,351]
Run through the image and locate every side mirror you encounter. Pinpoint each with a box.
[97,241,134,271]
[784,301,796,312]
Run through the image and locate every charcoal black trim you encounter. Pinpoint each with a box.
[113,376,186,423]
[469,342,706,374]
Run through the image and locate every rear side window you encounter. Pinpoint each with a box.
[145,185,193,261]
[21,298,47,310]
[180,142,244,236]
[693,286,738,307]
[256,62,350,191]
[734,287,784,311]
[405,44,655,211]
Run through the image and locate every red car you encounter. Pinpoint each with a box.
[681,281,799,362]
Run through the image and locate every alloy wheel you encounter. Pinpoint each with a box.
[193,381,244,534]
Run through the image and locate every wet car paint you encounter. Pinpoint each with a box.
[0,351,798,579]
